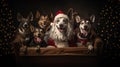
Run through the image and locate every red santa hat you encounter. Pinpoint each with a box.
[54,10,69,22]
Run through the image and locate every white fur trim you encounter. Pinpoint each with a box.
[77,33,87,39]
[54,14,69,22]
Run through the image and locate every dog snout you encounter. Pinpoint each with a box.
[24,24,28,27]
[38,34,41,37]
[60,24,64,28]
[84,25,88,29]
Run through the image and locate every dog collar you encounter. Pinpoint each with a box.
[77,33,90,45]
[77,38,89,45]
[77,33,87,39]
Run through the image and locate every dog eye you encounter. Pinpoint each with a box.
[23,23,28,27]
[87,22,90,24]
[86,21,90,24]
[40,30,44,33]
[63,19,68,23]
[81,23,84,25]
[34,30,38,33]
[40,18,44,20]
[86,21,89,23]
[56,20,59,23]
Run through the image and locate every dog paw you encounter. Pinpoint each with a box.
[88,45,93,50]
[20,46,27,53]
[77,42,82,47]
[46,46,56,48]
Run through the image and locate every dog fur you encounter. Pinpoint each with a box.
[11,12,33,55]
[47,11,73,48]
[35,10,53,32]
[29,26,47,47]
[67,8,80,30]
[12,12,33,45]
[75,14,102,50]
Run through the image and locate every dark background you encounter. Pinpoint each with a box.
[0,0,119,67]
[8,0,106,18]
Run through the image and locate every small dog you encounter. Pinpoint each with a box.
[29,26,47,47]
[47,10,73,48]
[76,15,100,50]
[35,11,53,32]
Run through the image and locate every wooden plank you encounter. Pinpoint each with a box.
[19,47,96,56]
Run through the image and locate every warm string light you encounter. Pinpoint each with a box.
[0,0,16,55]
[98,0,120,60]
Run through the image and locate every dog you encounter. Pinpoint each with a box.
[66,8,82,47]
[47,10,73,48]
[75,15,102,50]
[29,26,47,47]
[67,8,80,30]
[35,10,53,32]
[11,12,33,54]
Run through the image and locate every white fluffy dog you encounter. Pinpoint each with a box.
[47,10,72,48]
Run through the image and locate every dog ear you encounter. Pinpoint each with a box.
[50,12,54,21]
[90,14,95,23]
[35,10,40,19]
[75,15,81,23]
[67,8,74,20]
[30,25,34,32]
[27,12,33,21]
[45,15,48,19]
[17,13,23,22]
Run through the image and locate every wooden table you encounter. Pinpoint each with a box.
[15,47,100,67]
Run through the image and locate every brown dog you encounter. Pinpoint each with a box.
[35,10,53,32]
[29,26,47,47]
[67,8,81,30]
[11,12,33,55]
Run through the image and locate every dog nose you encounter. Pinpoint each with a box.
[24,24,28,28]
[84,25,88,29]
[38,34,41,37]
[60,24,64,28]
[25,24,27,27]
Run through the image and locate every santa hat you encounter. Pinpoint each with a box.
[54,10,69,22]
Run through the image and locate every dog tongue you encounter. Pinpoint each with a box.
[59,29,64,32]
[60,29,64,32]
[83,30,88,36]
[34,37,41,43]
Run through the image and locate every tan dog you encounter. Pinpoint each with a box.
[35,11,53,32]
